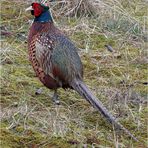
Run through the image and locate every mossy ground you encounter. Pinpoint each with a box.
[1,0,147,147]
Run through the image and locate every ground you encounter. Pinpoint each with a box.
[1,0,148,147]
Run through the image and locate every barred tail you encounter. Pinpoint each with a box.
[71,79,138,142]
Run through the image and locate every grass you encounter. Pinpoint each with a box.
[1,0,148,147]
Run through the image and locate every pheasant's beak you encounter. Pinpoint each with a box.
[25,6,33,11]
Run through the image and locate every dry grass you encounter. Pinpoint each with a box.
[1,0,148,147]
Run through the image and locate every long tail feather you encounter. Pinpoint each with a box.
[71,79,138,142]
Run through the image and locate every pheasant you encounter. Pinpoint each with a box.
[26,2,138,141]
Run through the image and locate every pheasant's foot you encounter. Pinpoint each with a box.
[35,88,42,95]
[52,90,60,105]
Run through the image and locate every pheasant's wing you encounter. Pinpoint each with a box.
[50,35,83,83]
[35,33,83,83]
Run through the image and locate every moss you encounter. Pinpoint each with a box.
[1,0,147,147]
[0,127,47,148]
[71,31,116,51]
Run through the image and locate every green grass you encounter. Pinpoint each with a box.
[1,0,148,147]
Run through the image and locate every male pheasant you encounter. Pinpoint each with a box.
[26,2,138,141]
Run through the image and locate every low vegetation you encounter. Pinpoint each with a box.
[1,0,147,147]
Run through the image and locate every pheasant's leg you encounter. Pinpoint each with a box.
[35,88,42,95]
[52,90,60,105]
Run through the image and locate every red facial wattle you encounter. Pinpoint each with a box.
[32,3,43,17]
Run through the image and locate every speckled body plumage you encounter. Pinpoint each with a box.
[28,22,83,89]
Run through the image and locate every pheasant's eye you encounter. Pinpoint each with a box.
[31,10,34,15]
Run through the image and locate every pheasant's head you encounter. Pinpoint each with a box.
[26,2,53,22]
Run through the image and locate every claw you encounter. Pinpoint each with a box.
[35,88,42,95]
[52,90,60,105]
